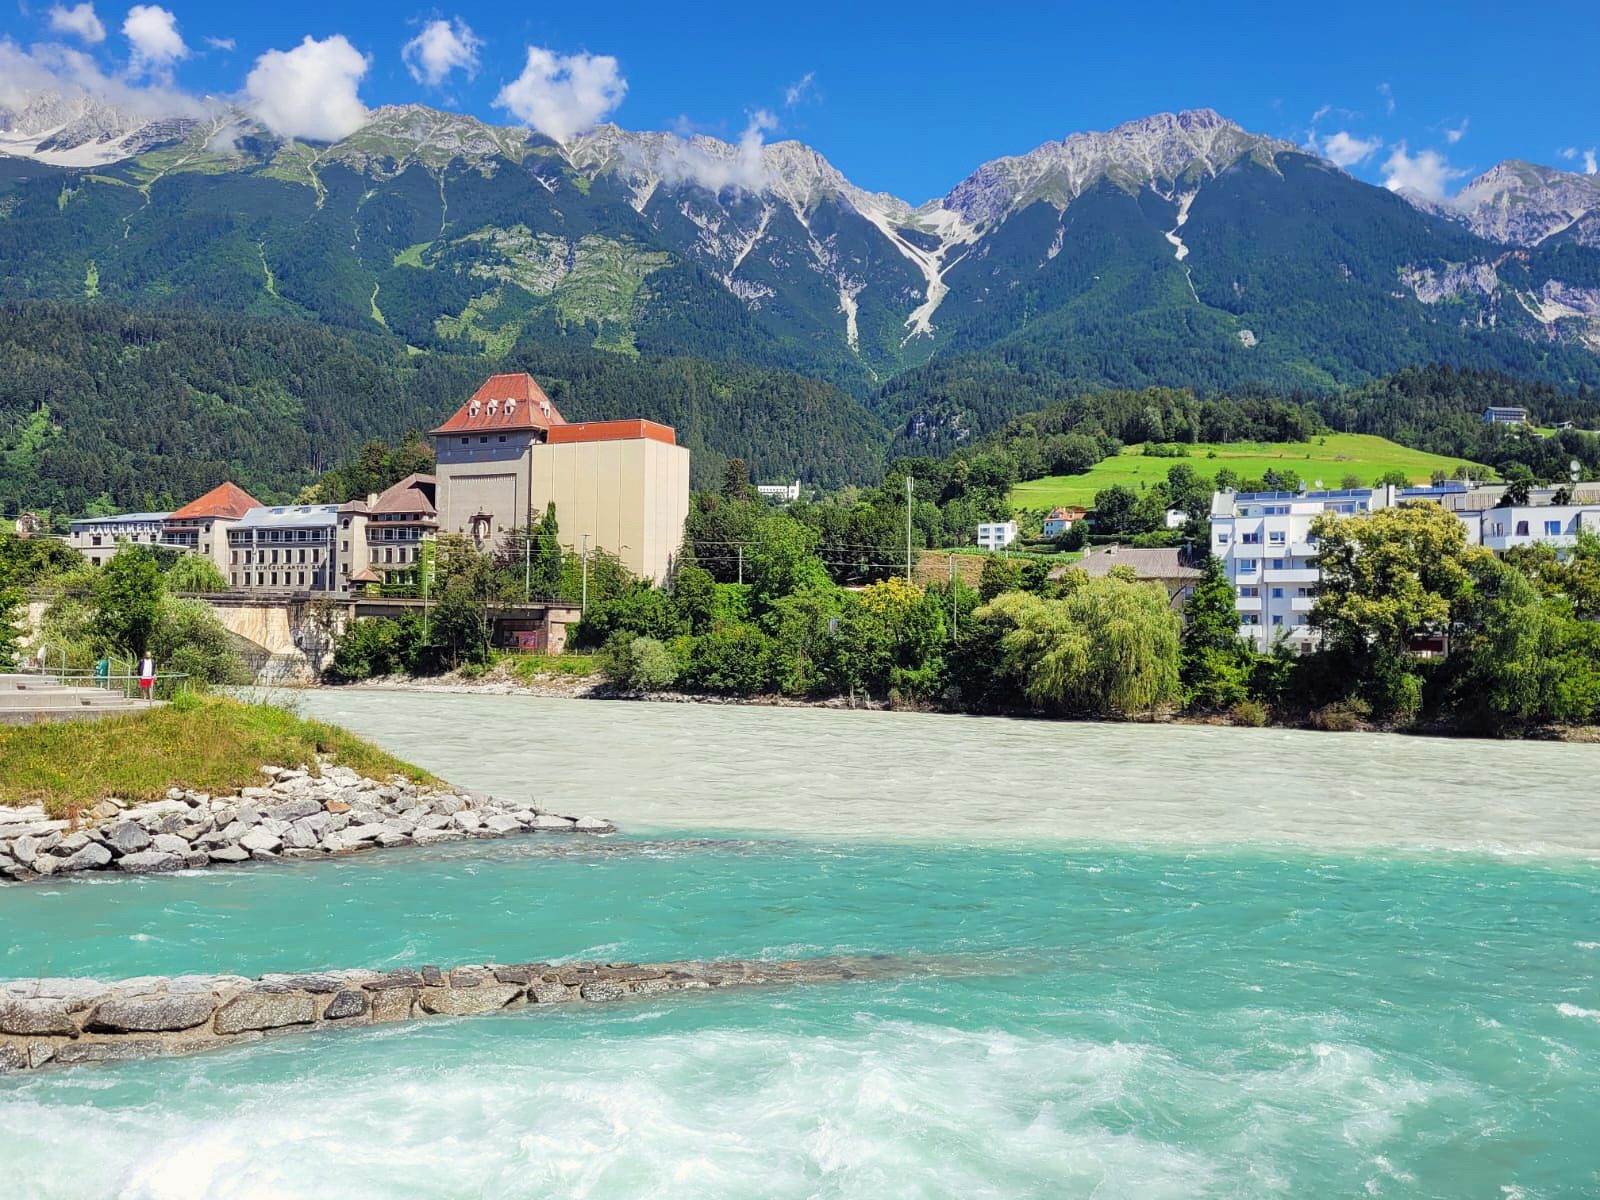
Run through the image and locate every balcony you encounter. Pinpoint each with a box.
[1263,567,1320,584]
[1291,595,1316,613]
[1235,595,1263,611]
[1289,541,1318,557]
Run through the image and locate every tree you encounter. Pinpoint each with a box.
[1310,503,1486,716]
[533,502,563,598]
[603,636,680,691]
[975,579,1181,717]
[0,586,22,668]
[1372,469,1409,488]
[672,563,718,634]
[93,546,165,656]
[745,515,829,612]
[165,555,229,594]
[1055,522,1088,551]
[1092,484,1138,535]
[722,458,754,503]
[685,623,773,693]
[1496,464,1534,507]
[1181,555,1254,710]
[149,597,249,686]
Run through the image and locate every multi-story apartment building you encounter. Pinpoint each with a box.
[1209,488,1381,651]
[162,482,261,577]
[365,474,437,589]
[977,521,1019,550]
[67,512,172,566]
[1460,502,1600,553]
[226,503,370,595]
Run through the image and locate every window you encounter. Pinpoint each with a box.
[341,541,348,552]
[1515,521,1530,536]
[1242,532,1262,545]
[1238,586,1258,598]
[460,438,469,446]
[479,436,489,444]
[1272,558,1285,570]
[1268,531,1286,545]
[1271,587,1284,599]
[92,535,102,547]
[1237,559,1257,573]
[1272,615,1283,626]
[1216,533,1231,545]
[1545,520,1562,536]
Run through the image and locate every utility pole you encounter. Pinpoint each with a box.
[580,534,590,616]
[905,475,914,583]
[737,543,743,586]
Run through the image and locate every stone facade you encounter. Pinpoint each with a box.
[0,956,903,1074]
[0,762,612,883]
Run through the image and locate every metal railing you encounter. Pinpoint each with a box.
[13,663,192,701]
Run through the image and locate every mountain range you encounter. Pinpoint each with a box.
[3,95,1600,477]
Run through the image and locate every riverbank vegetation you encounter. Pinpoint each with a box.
[0,694,434,815]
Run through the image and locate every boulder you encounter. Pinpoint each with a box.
[281,823,319,850]
[483,814,522,836]
[368,988,415,1022]
[117,850,184,874]
[87,992,216,1033]
[213,991,316,1034]
[239,827,282,854]
[322,990,369,1020]
[530,982,574,1004]
[150,834,192,855]
[105,822,152,856]
[411,828,462,846]
[573,817,614,834]
[417,983,522,1016]
[0,998,80,1036]
[55,843,113,873]
[532,815,576,832]
[207,846,250,863]
[578,981,629,1002]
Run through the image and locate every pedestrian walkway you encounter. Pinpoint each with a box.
[0,674,160,726]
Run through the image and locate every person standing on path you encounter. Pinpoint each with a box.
[138,653,155,701]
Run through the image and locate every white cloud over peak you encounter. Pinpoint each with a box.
[0,35,206,117]
[204,35,234,52]
[784,71,815,107]
[48,3,105,43]
[245,34,370,142]
[122,5,186,76]
[658,109,777,193]
[1381,142,1465,200]
[1563,146,1599,175]
[1443,118,1468,144]
[402,17,481,88]
[1319,130,1382,168]
[495,46,625,143]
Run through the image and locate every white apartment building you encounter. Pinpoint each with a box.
[67,512,173,566]
[1459,503,1600,553]
[1209,488,1379,651]
[756,481,801,503]
[977,521,1019,551]
[226,503,370,595]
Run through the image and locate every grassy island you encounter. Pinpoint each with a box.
[0,696,434,816]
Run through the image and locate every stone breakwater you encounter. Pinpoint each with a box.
[0,762,613,883]
[0,955,909,1073]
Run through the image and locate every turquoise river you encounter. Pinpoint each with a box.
[3,692,1599,1198]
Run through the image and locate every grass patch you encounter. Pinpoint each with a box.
[0,696,435,817]
[502,652,600,681]
[1010,434,1491,510]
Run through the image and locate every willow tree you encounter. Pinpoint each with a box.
[976,576,1181,718]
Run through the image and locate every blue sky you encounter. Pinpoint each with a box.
[4,0,1599,200]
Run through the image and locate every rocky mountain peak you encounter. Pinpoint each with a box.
[1435,159,1600,247]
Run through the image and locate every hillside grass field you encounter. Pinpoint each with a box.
[1009,433,1491,510]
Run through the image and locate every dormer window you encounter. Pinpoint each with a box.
[486,399,498,416]
[505,398,517,418]
[540,400,551,418]
[469,400,481,418]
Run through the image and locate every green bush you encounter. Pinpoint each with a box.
[1230,699,1269,727]
[1309,699,1371,732]
[601,635,680,691]
[685,624,772,694]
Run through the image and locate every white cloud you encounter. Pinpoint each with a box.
[1311,103,1331,123]
[1319,130,1382,168]
[1443,118,1468,144]
[1381,142,1466,200]
[48,3,105,43]
[784,71,814,107]
[0,34,206,116]
[402,17,481,88]
[204,35,234,52]
[1377,82,1394,114]
[245,34,370,142]
[122,4,186,76]
[658,109,777,193]
[494,45,625,143]
[1558,146,1597,174]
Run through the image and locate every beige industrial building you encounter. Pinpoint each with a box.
[431,373,690,582]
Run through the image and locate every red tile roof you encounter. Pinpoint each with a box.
[546,419,677,446]
[430,373,565,436]
[169,481,261,520]
[370,473,437,516]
